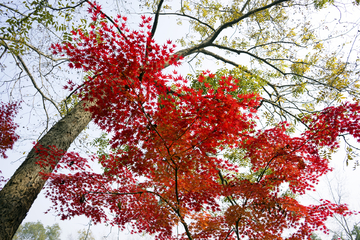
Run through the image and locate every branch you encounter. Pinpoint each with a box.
[45,0,88,11]
[14,53,61,114]
[247,41,305,51]
[201,0,290,48]
[89,191,144,196]
[240,0,251,14]
[210,43,285,75]
[0,37,68,62]
[0,3,27,17]
[173,0,290,59]
[150,0,165,38]
[158,12,215,31]
[197,46,345,97]
[196,48,282,97]
[85,1,127,41]
[0,43,8,60]
[261,99,308,127]
[218,170,237,206]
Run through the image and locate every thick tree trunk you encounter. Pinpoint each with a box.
[0,101,93,240]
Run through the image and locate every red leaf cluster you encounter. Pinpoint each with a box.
[0,101,20,159]
[0,101,20,189]
[42,3,359,239]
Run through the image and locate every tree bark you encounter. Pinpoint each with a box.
[0,101,93,240]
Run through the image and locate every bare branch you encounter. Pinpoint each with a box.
[0,3,27,17]
[14,53,61,114]
[247,41,305,51]
[0,37,68,62]
[210,43,285,75]
[159,12,215,31]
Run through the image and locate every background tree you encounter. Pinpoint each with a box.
[12,221,60,240]
[311,233,323,240]
[76,229,95,240]
[331,225,360,240]
[45,224,61,240]
[1,0,360,239]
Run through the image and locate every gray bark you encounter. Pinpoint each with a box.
[0,101,93,240]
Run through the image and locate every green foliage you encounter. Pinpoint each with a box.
[1,0,81,55]
[59,94,80,116]
[45,224,61,240]
[76,229,95,240]
[329,224,360,240]
[91,132,112,159]
[310,233,322,240]
[313,0,334,9]
[13,221,60,240]
[189,67,264,99]
[352,225,360,240]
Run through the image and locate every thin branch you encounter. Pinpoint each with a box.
[203,0,290,47]
[45,0,88,11]
[0,37,68,62]
[261,99,308,127]
[218,170,237,206]
[89,191,144,196]
[240,0,251,14]
[0,3,27,17]
[0,44,8,60]
[85,1,127,41]
[210,43,285,75]
[174,167,180,206]
[342,135,360,151]
[222,228,234,240]
[38,96,50,139]
[158,12,215,31]
[174,0,289,59]
[198,45,344,95]
[247,41,305,51]
[196,48,282,98]
[14,53,61,114]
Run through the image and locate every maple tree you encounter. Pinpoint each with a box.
[34,5,360,239]
[2,0,360,239]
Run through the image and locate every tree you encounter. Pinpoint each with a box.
[311,233,323,240]
[76,229,95,240]
[35,5,360,239]
[331,225,360,240]
[12,221,60,240]
[1,0,360,239]
[45,224,61,240]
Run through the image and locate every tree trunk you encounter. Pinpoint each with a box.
[0,101,93,240]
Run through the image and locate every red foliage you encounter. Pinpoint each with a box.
[43,3,359,240]
[0,101,20,159]
[0,101,20,189]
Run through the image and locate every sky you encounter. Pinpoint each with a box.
[2,0,360,239]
